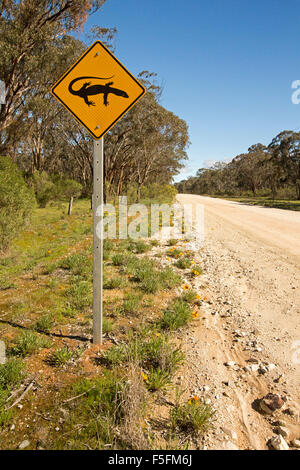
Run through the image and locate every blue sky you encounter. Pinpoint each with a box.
[83,0,300,180]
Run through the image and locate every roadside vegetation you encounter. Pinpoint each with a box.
[0,200,213,450]
[0,1,208,450]
[177,134,300,209]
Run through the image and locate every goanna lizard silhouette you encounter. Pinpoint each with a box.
[68,76,129,107]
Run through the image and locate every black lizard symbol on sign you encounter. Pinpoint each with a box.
[68,76,129,107]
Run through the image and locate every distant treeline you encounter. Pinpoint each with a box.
[176,131,300,200]
[0,1,189,202]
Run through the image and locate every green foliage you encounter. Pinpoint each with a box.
[142,335,184,373]
[177,131,300,202]
[103,334,184,380]
[11,330,52,357]
[48,347,75,367]
[65,279,92,311]
[34,314,54,333]
[32,171,55,208]
[112,253,128,266]
[0,358,25,390]
[32,172,82,207]
[191,265,203,276]
[121,292,143,315]
[103,277,124,289]
[102,344,129,366]
[140,183,178,204]
[180,289,198,303]
[159,299,192,330]
[145,368,172,391]
[159,267,181,289]
[0,358,26,426]
[170,398,214,434]
[60,253,92,279]
[168,239,178,246]
[0,157,35,251]
[175,258,192,269]
[0,401,13,427]
[103,239,115,252]
[103,318,114,334]
[71,372,125,421]
[128,240,152,254]
[131,258,181,294]
[51,175,82,200]
[61,305,77,318]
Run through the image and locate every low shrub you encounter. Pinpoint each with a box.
[103,277,124,290]
[144,368,172,392]
[11,331,52,357]
[175,258,192,269]
[159,299,192,330]
[170,397,214,433]
[191,265,203,276]
[48,347,75,367]
[0,157,35,251]
[34,315,54,333]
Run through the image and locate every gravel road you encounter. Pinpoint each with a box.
[176,194,300,449]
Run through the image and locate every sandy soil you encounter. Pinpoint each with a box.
[176,194,300,449]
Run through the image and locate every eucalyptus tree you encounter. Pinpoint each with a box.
[268,131,300,199]
[0,0,106,153]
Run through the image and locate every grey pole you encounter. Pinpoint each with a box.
[93,138,104,344]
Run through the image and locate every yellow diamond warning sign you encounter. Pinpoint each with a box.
[51,41,146,139]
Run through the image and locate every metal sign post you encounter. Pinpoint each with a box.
[93,139,103,344]
[50,41,146,345]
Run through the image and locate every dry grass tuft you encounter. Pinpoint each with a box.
[118,363,150,450]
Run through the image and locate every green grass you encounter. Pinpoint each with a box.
[0,358,26,426]
[64,278,92,311]
[10,330,52,357]
[145,368,172,391]
[159,299,193,330]
[159,267,182,290]
[132,259,181,294]
[102,334,184,384]
[103,277,124,290]
[170,397,215,434]
[0,197,208,448]
[168,239,178,246]
[34,314,54,333]
[59,253,92,279]
[0,358,25,391]
[103,317,114,333]
[50,372,128,449]
[175,258,192,269]
[112,253,128,266]
[191,265,203,276]
[128,240,152,254]
[121,292,143,315]
[0,200,93,282]
[180,289,198,303]
[48,347,76,367]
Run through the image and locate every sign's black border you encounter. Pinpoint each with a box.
[51,41,146,140]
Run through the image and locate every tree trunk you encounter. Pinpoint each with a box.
[296,180,300,200]
[68,196,73,216]
[137,183,142,202]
